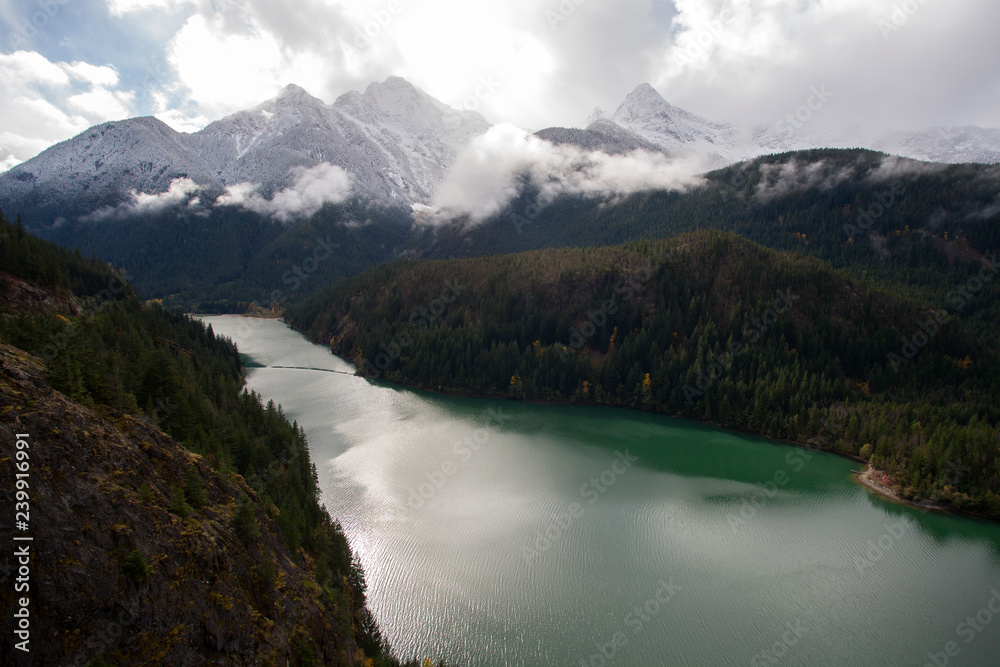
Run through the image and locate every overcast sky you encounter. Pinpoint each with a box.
[1,0,998,170]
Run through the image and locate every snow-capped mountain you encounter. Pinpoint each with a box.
[3,77,998,229]
[0,77,490,226]
[537,83,1000,168]
[872,126,1000,165]
[606,83,744,161]
[536,84,749,167]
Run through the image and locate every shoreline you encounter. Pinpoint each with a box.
[234,314,999,524]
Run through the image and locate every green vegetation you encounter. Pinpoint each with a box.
[168,486,192,520]
[418,149,1000,348]
[290,231,1000,518]
[36,200,414,311]
[122,548,152,584]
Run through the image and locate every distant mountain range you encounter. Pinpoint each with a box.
[543,83,1000,169]
[2,77,999,228]
[0,77,489,226]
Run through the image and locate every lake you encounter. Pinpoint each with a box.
[200,315,1000,667]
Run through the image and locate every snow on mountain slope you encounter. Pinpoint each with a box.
[872,127,1000,165]
[0,78,491,226]
[610,83,743,161]
[539,83,1000,171]
[331,76,491,202]
[538,84,755,168]
[3,76,997,229]
[534,118,664,156]
[0,117,219,222]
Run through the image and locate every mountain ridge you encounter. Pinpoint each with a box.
[3,77,999,230]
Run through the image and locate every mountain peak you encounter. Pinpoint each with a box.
[584,107,607,127]
[275,83,323,105]
[621,83,672,111]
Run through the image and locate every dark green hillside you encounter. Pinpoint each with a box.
[289,231,1000,518]
[38,200,414,312]
[416,149,1000,346]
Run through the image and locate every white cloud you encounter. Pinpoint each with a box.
[754,159,858,202]
[166,13,289,116]
[84,177,201,221]
[0,51,134,164]
[0,154,21,173]
[217,163,354,222]
[217,182,258,208]
[61,62,121,88]
[867,155,948,182]
[432,123,706,222]
[105,0,196,16]
[68,87,133,119]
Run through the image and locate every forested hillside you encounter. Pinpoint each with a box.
[38,200,414,312]
[417,149,1000,347]
[16,150,1000,329]
[289,231,1000,518]
[0,210,434,665]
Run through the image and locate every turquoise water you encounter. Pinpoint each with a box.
[201,316,1000,666]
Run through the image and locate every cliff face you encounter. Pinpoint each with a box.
[0,344,364,666]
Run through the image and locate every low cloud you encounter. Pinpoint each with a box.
[217,162,353,222]
[431,123,707,222]
[82,177,201,221]
[867,155,948,182]
[754,159,857,202]
[0,154,20,173]
[967,193,1000,221]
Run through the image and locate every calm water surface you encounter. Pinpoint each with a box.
[200,316,1000,667]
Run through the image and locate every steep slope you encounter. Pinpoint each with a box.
[607,83,743,162]
[288,231,1000,517]
[0,344,368,665]
[0,118,218,225]
[332,77,491,202]
[197,78,490,205]
[0,217,430,665]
